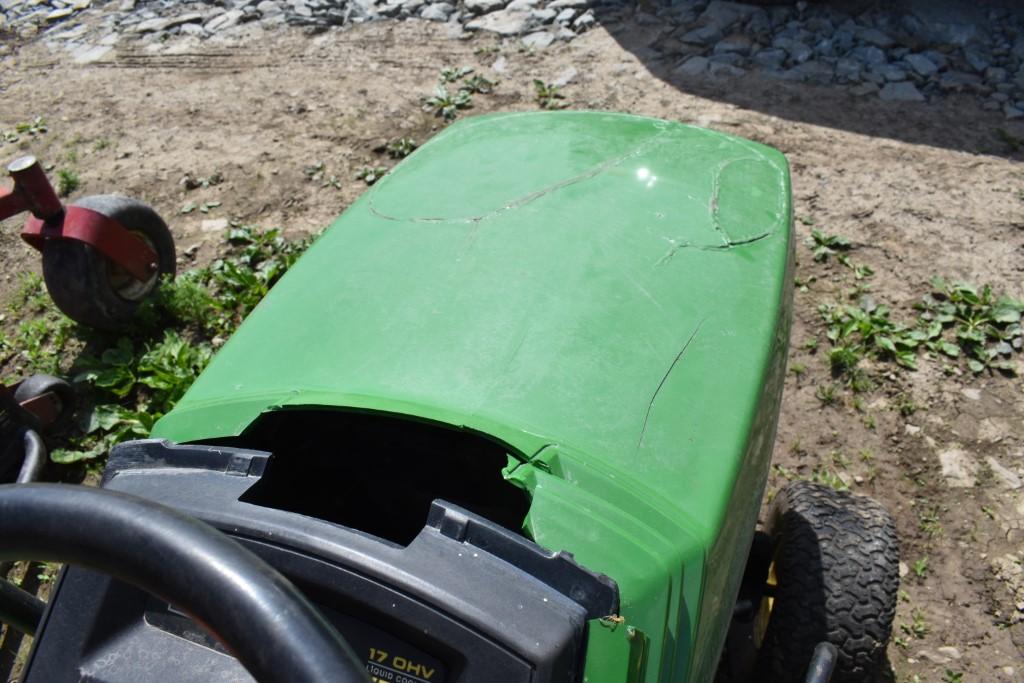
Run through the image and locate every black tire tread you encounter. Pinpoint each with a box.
[42,195,175,330]
[760,481,900,683]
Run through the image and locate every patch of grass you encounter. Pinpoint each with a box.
[917,503,943,539]
[815,382,838,406]
[93,138,111,151]
[533,80,567,110]
[7,273,49,315]
[424,85,472,121]
[942,671,963,683]
[912,556,929,579]
[9,224,315,467]
[900,608,930,639]
[810,465,848,491]
[56,168,80,197]
[895,393,919,417]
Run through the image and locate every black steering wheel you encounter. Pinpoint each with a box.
[0,484,370,682]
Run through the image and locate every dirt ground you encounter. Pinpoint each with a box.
[1,11,1023,682]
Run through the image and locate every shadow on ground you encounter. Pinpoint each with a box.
[589,0,1024,159]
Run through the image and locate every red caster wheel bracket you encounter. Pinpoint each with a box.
[1,156,159,284]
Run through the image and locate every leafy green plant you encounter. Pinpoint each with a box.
[819,299,919,372]
[916,278,1022,375]
[36,562,59,584]
[439,66,473,83]
[385,137,417,159]
[181,171,224,190]
[805,229,851,262]
[355,166,388,186]
[1,222,311,468]
[424,86,472,121]
[42,225,313,465]
[533,80,566,110]
[304,161,326,180]
[463,75,496,94]
[1,116,48,144]
[57,169,80,197]
[301,162,341,189]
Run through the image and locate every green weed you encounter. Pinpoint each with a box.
[1,116,47,144]
[463,75,496,94]
[900,608,930,638]
[384,137,417,159]
[355,166,388,186]
[533,80,567,110]
[31,225,313,466]
[57,169,80,197]
[916,278,1022,375]
[805,228,851,262]
[439,66,473,83]
[424,85,472,121]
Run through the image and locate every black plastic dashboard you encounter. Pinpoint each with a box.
[22,440,618,682]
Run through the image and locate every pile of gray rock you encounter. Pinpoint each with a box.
[4,0,1024,117]
[658,1,1024,118]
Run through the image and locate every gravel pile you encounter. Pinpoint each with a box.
[3,0,1024,117]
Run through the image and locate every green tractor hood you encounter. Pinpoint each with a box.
[155,111,789,465]
[153,111,793,682]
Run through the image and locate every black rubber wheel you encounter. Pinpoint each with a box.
[758,481,899,683]
[13,374,76,434]
[42,195,175,330]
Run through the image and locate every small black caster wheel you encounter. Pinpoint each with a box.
[42,195,176,330]
[13,374,76,434]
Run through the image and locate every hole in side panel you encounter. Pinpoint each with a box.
[233,410,530,546]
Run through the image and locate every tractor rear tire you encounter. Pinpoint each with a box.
[759,481,899,683]
[42,195,175,331]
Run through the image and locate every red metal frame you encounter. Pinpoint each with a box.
[2,156,158,283]
[22,207,158,283]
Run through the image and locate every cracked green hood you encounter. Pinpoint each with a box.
[154,111,790,473]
